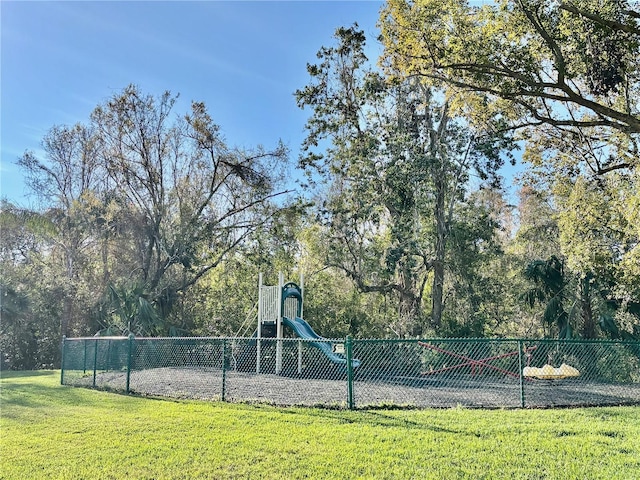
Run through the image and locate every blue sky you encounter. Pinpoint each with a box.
[1,1,385,205]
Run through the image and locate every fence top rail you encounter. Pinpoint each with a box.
[65,336,233,341]
[64,336,130,341]
[357,337,640,346]
[129,336,344,341]
[63,335,346,342]
[63,336,640,346]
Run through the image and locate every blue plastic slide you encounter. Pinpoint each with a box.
[282,316,361,368]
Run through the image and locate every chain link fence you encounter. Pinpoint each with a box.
[61,336,640,409]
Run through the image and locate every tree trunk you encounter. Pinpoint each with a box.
[431,174,446,328]
[580,274,596,338]
[396,266,423,336]
[60,245,74,338]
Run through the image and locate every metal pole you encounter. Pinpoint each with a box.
[126,334,135,394]
[346,336,354,410]
[107,339,112,372]
[60,336,66,385]
[257,273,262,374]
[518,340,525,408]
[83,339,87,374]
[300,272,304,319]
[222,339,227,402]
[298,272,304,374]
[93,338,99,388]
[276,272,284,374]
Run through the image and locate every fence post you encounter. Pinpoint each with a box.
[126,334,135,394]
[221,339,227,402]
[83,339,87,374]
[346,336,354,410]
[107,339,112,372]
[60,336,66,385]
[256,337,261,374]
[518,340,525,408]
[93,338,99,388]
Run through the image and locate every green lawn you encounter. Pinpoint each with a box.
[1,371,639,479]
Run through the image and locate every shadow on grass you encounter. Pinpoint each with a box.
[0,370,58,379]
[1,371,146,416]
[269,404,462,434]
[1,382,92,410]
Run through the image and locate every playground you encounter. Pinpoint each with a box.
[61,273,640,409]
[235,273,361,373]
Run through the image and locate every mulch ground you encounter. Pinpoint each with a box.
[65,367,640,408]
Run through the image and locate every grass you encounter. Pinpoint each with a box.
[1,371,639,479]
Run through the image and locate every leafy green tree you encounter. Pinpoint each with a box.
[523,256,576,338]
[554,173,640,338]
[555,173,639,295]
[93,283,163,336]
[381,0,640,148]
[18,124,103,338]
[440,190,510,337]
[522,254,640,339]
[297,223,397,338]
[14,85,294,339]
[490,185,561,338]
[296,25,513,335]
[188,219,301,338]
[0,202,72,368]
[381,0,639,338]
[90,86,291,311]
[505,161,640,339]
[510,185,561,262]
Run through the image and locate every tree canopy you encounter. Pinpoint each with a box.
[296,25,515,335]
[380,0,640,174]
[13,85,293,337]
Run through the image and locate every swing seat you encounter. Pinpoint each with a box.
[523,363,580,379]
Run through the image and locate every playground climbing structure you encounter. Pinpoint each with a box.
[255,272,359,374]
